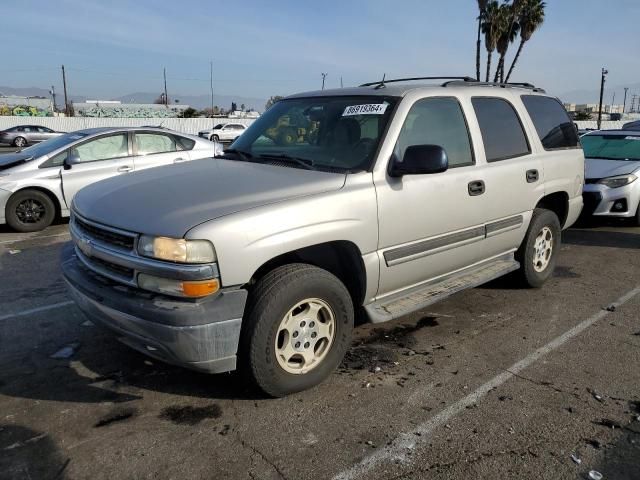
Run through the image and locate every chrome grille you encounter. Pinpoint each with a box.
[73,215,136,251]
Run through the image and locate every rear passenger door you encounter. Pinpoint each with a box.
[132,131,188,170]
[469,96,544,258]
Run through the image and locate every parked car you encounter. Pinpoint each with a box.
[0,125,65,148]
[622,119,640,131]
[198,123,247,142]
[581,130,640,224]
[0,127,223,232]
[62,78,584,396]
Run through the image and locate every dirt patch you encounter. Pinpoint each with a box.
[159,404,222,426]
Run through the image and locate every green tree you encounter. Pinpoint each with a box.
[265,95,284,111]
[505,0,546,82]
[230,102,238,112]
[240,103,246,111]
[494,1,522,83]
[182,107,198,118]
[475,0,488,81]
[481,1,501,82]
[574,111,592,121]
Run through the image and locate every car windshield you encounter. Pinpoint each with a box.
[581,134,640,161]
[19,132,90,158]
[214,124,223,129]
[227,95,398,172]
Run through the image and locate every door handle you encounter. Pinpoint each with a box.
[173,157,186,163]
[526,169,539,183]
[468,180,485,196]
[117,166,133,173]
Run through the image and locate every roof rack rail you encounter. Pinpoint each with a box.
[442,80,545,93]
[360,76,476,89]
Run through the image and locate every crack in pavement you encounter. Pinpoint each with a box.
[238,437,289,480]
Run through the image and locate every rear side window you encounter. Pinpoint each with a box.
[472,97,530,162]
[135,133,177,155]
[175,135,195,150]
[521,95,579,150]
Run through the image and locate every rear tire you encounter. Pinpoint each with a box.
[6,189,56,232]
[515,208,561,288]
[240,264,354,397]
[211,135,219,142]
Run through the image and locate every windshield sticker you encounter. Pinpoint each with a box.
[342,104,388,116]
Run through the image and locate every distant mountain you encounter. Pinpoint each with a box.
[0,86,267,112]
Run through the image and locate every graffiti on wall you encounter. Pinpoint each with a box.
[0,105,52,117]
[77,105,186,118]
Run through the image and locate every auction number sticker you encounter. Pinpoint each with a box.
[342,104,388,116]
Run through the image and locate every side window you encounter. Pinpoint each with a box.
[135,133,177,155]
[521,95,579,150]
[38,127,53,133]
[40,151,68,168]
[394,97,474,168]
[72,134,129,163]
[175,135,195,151]
[472,97,530,162]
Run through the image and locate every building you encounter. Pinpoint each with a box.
[574,103,624,114]
[0,95,53,116]
[72,101,192,118]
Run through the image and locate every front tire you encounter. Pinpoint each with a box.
[6,189,56,232]
[211,134,219,142]
[240,264,354,397]
[515,208,561,288]
[13,136,27,148]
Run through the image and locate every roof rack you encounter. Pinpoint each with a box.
[359,76,476,89]
[442,80,545,93]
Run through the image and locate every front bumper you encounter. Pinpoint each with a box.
[61,243,247,374]
[583,182,640,218]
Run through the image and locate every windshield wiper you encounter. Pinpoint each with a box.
[219,148,255,162]
[257,153,316,170]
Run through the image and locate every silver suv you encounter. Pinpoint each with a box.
[62,77,584,397]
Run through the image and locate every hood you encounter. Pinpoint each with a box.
[585,158,640,179]
[73,158,346,237]
[0,153,34,171]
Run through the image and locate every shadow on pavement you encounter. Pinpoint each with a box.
[0,424,69,480]
[563,228,639,249]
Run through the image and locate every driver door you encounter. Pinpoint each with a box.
[61,132,133,207]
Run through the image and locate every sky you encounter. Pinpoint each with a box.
[3,0,640,104]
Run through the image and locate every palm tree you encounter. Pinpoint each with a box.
[475,0,489,81]
[505,0,546,83]
[494,1,522,83]
[481,0,501,82]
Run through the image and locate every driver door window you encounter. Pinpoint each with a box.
[72,134,129,162]
[394,97,474,168]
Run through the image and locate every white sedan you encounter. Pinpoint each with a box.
[0,127,223,232]
[582,130,640,225]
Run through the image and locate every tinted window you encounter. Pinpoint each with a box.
[522,95,579,150]
[38,127,53,133]
[472,98,530,161]
[72,134,128,162]
[40,151,68,168]
[135,133,177,155]
[175,135,195,151]
[394,97,474,168]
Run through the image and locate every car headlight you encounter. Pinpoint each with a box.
[138,236,216,263]
[597,174,637,188]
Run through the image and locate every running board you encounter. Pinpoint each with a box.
[365,255,520,323]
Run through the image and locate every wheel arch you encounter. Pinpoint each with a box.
[247,240,367,308]
[535,191,569,228]
[9,186,63,219]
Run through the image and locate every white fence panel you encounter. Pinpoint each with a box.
[0,117,256,135]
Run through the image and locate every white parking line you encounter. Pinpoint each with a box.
[333,285,640,480]
[0,301,74,322]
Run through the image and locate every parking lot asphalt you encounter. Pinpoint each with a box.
[0,219,639,480]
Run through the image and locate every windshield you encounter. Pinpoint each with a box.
[581,134,640,161]
[227,95,398,171]
[19,132,89,158]
[214,124,223,129]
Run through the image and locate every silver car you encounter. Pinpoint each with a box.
[582,129,640,225]
[0,127,223,232]
[0,125,65,147]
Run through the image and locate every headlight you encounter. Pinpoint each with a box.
[138,236,216,263]
[597,174,637,188]
[138,274,220,298]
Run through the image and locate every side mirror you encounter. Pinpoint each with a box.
[389,144,449,177]
[63,152,80,170]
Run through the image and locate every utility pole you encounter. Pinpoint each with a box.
[623,87,629,114]
[210,60,214,120]
[597,68,607,130]
[61,65,69,116]
[340,76,343,88]
[49,85,57,113]
[163,67,168,106]
[321,73,328,90]
[632,94,638,114]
